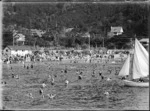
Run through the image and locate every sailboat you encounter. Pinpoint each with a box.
[118,38,149,87]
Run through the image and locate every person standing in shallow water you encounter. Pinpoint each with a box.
[59,55,63,62]
[99,71,102,76]
[78,71,83,80]
[25,54,31,69]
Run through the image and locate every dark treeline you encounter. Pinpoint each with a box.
[3,2,149,49]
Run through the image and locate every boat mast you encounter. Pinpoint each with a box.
[130,52,133,80]
[130,36,136,80]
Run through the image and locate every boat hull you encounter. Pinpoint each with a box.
[123,80,149,87]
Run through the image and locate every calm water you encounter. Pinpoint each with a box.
[2,62,149,110]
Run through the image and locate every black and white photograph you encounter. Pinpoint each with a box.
[0,0,149,110]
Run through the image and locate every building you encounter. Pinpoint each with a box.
[30,29,46,37]
[109,26,123,36]
[139,38,149,46]
[139,38,149,51]
[13,30,25,45]
[81,32,90,38]
[3,45,34,56]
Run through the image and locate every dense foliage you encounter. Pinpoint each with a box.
[3,2,149,49]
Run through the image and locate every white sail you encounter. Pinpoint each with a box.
[118,54,130,76]
[132,39,149,79]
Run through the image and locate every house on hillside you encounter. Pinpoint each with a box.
[3,45,34,56]
[63,27,74,33]
[13,30,25,45]
[139,38,149,51]
[81,32,90,38]
[30,29,46,37]
[108,26,123,37]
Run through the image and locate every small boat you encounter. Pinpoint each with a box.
[118,38,149,87]
[123,80,149,87]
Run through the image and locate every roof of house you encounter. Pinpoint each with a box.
[110,26,123,33]
[81,32,90,38]
[139,38,149,43]
[64,28,74,33]
[5,45,40,50]
[31,29,46,37]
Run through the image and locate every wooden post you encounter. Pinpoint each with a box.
[103,37,104,47]
[89,36,90,51]
[13,36,14,46]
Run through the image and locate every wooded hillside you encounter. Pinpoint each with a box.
[3,1,149,49]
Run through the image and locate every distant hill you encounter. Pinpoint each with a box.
[3,1,149,49]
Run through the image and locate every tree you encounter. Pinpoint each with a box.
[3,3,148,48]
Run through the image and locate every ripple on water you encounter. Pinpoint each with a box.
[3,63,149,110]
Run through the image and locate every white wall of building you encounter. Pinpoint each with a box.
[11,50,32,56]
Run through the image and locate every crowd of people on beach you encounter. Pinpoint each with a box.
[2,49,129,65]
